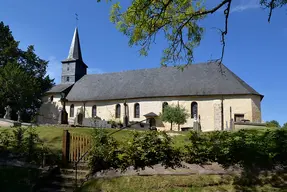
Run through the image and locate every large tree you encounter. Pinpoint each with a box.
[0,21,53,122]
[98,0,286,66]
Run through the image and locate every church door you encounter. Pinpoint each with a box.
[77,113,83,125]
[149,118,156,127]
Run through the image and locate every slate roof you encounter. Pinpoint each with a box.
[144,112,159,117]
[66,62,263,101]
[46,83,74,93]
[62,27,88,68]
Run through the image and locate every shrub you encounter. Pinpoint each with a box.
[88,129,182,174]
[88,128,287,178]
[0,127,47,164]
[184,129,287,171]
[125,131,182,170]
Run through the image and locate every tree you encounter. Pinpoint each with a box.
[266,120,281,128]
[0,21,54,121]
[282,123,287,129]
[161,105,189,131]
[98,0,286,66]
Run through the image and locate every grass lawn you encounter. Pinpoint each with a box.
[0,126,189,152]
[0,166,41,192]
[0,126,271,152]
[0,126,137,151]
[78,174,286,192]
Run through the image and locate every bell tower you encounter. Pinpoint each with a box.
[61,27,88,84]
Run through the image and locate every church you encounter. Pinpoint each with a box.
[38,28,263,132]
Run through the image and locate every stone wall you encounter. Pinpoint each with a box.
[234,122,266,130]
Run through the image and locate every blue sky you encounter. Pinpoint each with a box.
[0,0,286,125]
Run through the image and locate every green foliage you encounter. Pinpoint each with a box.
[0,127,51,164]
[0,130,12,150]
[11,127,26,153]
[0,21,53,121]
[184,129,287,171]
[124,131,182,170]
[88,129,182,174]
[96,0,287,66]
[88,129,123,173]
[283,123,287,129]
[161,105,188,131]
[266,120,280,128]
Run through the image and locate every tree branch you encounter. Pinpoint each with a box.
[268,0,276,22]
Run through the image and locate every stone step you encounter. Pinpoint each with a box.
[53,174,87,182]
[60,168,89,177]
[37,187,74,192]
[66,162,89,170]
[50,180,76,188]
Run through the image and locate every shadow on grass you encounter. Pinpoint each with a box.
[76,178,117,192]
[0,166,41,192]
[233,167,287,192]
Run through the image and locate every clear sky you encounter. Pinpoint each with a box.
[0,0,286,125]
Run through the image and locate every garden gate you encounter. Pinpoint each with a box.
[62,130,92,166]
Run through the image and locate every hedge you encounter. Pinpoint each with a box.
[88,128,287,174]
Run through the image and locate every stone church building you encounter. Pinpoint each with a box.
[38,28,263,132]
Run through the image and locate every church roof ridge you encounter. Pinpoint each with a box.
[66,61,263,101]
[86,61,219,76]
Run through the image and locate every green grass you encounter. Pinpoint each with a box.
[0,166,41,192]
[0,126,187,151]
[78,174,287,192]
[0,126,271,151]
[0,126,135,150]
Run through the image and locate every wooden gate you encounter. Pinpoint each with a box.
[62,130,92,166]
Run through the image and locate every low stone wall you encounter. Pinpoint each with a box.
[80,118,112,128]
[0,118,21,127]
[234,122,266,130]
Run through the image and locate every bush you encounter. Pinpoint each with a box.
[184,129,287,171]
[0,127,50,164]
[88,129,182,174]
[88,128,287,180]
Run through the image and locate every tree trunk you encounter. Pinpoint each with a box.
[170,122,173,131]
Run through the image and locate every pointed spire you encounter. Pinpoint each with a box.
[66,27,82,61]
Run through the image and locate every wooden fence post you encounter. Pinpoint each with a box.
[62,130,70,167]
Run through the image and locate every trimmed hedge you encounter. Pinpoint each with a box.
[88,128,287,174]
[184,129,287,169]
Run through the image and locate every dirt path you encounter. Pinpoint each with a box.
[94,162,240,178]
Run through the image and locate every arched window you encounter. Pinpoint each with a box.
[92,105,97,117]
[115,104,121,118]
[162,102,168,113]
[191,102,198,118]
[70,104,74,117]
[134,103,140,118]
[66,76,69,82]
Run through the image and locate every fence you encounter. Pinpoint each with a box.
[62,130,92,166]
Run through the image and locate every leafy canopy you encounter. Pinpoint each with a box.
[97,0,287,66]
[161,104,189,130]
[0,21,54,121]
[266,120,281,128]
